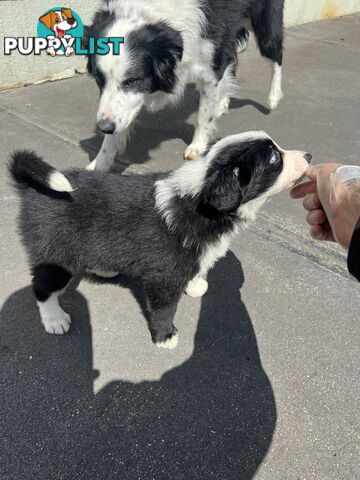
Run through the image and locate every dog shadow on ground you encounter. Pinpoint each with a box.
[79,84,270,173]
[0,252,276,479]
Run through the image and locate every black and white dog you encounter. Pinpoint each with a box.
[10,132,311,348]
[86,0,284,171]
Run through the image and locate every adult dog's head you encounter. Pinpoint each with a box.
[85,10,183,134]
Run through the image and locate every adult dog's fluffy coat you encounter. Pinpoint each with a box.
[85,0,285,171]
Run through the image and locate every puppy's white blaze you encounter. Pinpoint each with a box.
[37,292,71,335]
[156,332,179,350]
[49,171,74,192]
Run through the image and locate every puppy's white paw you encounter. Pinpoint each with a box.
[156,332,179,350]
[268,89,284,110]
[216,97,230,117]
[42,312,71,335]
[184,145,200,161]
[186,277,208,298]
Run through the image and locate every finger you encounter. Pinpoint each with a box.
[310,224,336,242]
[303,193,322,211]
[305,165,317,181]
[306,209,327,226]
[290,181,317,199]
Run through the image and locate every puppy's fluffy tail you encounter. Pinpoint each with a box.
[9,150,73,193]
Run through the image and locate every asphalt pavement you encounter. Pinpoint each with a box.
[1,14,359,480]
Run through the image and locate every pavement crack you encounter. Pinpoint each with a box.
[1,106,98,154]
[242,215,352,280]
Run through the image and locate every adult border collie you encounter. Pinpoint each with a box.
[9,132,311,349]
[85,0,284,171]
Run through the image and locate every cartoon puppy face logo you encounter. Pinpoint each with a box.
[39,8,77,39]
[38,7,80,56]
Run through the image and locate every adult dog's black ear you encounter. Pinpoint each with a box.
[82,25,93,74]
[151,26,183,93]
[199,167,243,215]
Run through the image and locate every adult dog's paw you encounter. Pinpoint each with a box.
[268,88,284,110]
[184,145,200,161]
[86,159,97,171]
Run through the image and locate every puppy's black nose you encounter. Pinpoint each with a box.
[304,153,312,163]
[97,119,116,134]
[67,17,76,25]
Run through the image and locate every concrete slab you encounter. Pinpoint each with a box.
[0,13,359,480]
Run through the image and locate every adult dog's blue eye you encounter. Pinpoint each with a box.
[270,150,281,164]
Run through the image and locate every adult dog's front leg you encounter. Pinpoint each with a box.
[87,129,128,172]
[184,81,219,161]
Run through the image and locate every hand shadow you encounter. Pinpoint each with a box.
[79,85,269,173]
[0,252,276,479]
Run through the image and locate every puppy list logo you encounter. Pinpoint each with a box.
[4,6,124,57]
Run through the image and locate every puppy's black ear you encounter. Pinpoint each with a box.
[152,27,183,93]
[199,167,243,215]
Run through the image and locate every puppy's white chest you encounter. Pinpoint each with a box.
[199,233,233,277]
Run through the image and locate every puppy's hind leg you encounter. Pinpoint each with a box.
[87,129,129,172]
[32,264,73,335]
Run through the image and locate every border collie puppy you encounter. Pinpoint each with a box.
[85,0,285,171]
[9,132,310,349]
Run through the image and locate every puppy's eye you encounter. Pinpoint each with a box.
[122,78,140,87]
[270,150,281,165]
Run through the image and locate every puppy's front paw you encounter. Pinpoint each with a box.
[185,277,208,298]
[184,145,200,161]
[42,312,71,335]
[155,329,179,350]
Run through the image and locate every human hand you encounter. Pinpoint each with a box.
[291,163,360,249]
